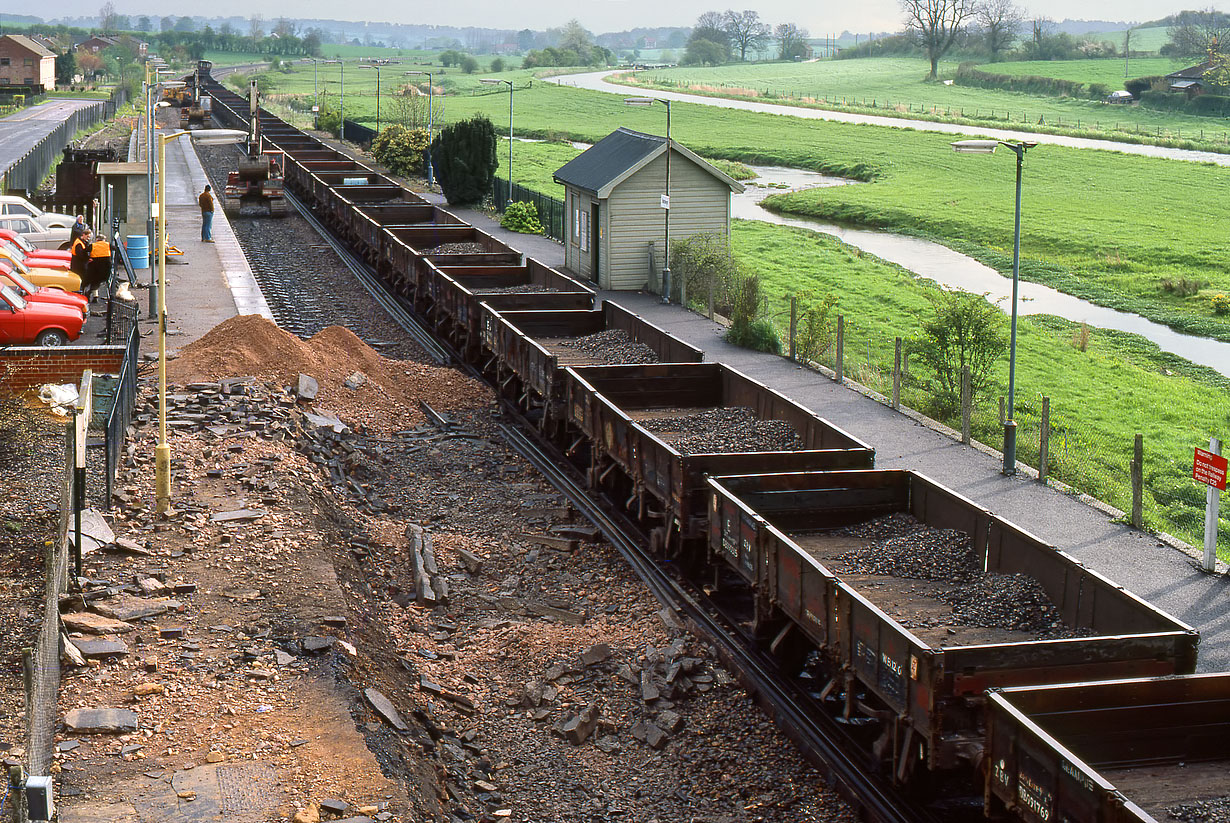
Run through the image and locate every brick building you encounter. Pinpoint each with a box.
[0,34,56,91]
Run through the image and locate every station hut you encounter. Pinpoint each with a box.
[553,127,744,291]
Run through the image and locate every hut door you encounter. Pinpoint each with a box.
[591,203,600,281]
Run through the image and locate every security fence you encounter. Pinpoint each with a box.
[492,178,566,243]
[1,100,109,192]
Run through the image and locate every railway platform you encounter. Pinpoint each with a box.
[138,124,272,347]
[417,196,1230,674]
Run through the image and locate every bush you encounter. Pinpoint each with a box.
[726,318,781,354]
[953,64,1086,98]
[371,124,431,177]
[460,56,479,74]
[500,202,544,235]
[1212,294,1230,315]
[430,116,498,206]
[1124,76,1165,98]
[724,270,781,353]
[1087,83,1110,100]
[669,233,741,309]
[316,104,341,136]
[794,291,838,362]
[1190,94,1230,116]
[911,291,1007,416]
[490,58,505,73]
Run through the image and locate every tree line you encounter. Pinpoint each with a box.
[682,10,812,65]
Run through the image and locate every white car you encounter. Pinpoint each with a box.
[0,196,76,231]
[0,215,72,250]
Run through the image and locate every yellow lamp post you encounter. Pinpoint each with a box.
[154,127,247,513]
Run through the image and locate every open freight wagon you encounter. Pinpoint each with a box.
[563,363,875,550]
[706,470,1199,783]
[986,674,1230,823]
[482,302,704,419]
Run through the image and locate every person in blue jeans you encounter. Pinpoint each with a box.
[198,185,215,242]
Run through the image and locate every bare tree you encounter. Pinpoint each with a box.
[976,0,1023,61]
[775,22,810,61]
[723,10,770,61]
[388,83,444,131]
[249,14,264,44]
[1031,16,1051,50]
[99,1,118,33]
[1166,8,1230,60]
[901,0,976,79]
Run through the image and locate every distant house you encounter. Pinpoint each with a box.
[28,34,62,55]
[77,35,118,54]
[553,127,744,291]
[0,34,56,90]
[1166,58,1215,95]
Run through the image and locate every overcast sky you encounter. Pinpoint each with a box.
[55,0,1190,34]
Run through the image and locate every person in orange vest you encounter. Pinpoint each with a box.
[199,184,215,242]
[82,236,113,297]
[70,228,91,279]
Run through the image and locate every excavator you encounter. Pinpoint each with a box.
[179,62,212,129]
[223,80,286,217]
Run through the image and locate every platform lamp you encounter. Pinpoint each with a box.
[404,70,434,187]
[308,58,321,129]
[148,79,182,315]
[153,128,247,514]
[358,60,398,135]
[950,138,1037,476]
[625,96,672,303]
[323,60,345,139]
[479,78,514,204]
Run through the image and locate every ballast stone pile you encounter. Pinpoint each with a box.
[836,513,1076,639]
[642,406,806,454]
[556,329,659,365]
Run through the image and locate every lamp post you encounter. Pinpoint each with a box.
[358,60,398,136]
[308,58,321,129]
[153,128,247,513]
[324,59,344,139]
[625,96,672,303]
[148,80,180,315]
[480,78,513,204]
[404,70,434,187]
[951,138,1036,475]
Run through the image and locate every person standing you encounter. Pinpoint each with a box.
[69,214,89,242]
[198,184,215,242]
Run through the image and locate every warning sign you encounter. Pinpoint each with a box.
[1193,448,1228,491]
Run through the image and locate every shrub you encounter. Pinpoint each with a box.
[1212,294,1230,315]
[1087,83,1110,100]
[669,233,741,309]
[724,270,781,353]
[500,202,544,235]
[726,318,781,354]
[795,291,838,362]
[490,58,505,73]
[911,291,1007,416]
[371,124,431,177]
[460,56,479,74]
[316,104,341,136]
[1124,76,1165,98]
[430,116,498,206]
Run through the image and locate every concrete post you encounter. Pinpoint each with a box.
[961,366,972,446]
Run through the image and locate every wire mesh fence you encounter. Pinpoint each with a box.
[492,178,566,243]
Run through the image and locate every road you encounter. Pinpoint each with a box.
[553,70,1230,166]
[0,97,106,174]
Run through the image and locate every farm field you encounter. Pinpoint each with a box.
[991,56,1184,85]
[254,60,1230,343]
[1084,25,1172,52]
[620,57,1230,142]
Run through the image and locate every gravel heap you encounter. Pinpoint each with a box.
[168,315,490,432]
[1168,798,1230,822]
[470,283,560,294]
[641,407,806,454]
[422,242,487,254]
[555,329,659,365]
[835,514,1076,639]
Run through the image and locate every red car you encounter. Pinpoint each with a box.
[0,228,72,268]
[0,267,89,317]
[0,283,84,346]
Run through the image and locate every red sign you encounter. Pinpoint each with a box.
[1193,448,1228,490]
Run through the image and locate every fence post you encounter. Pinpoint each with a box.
[835,315,844,383]
[1130,433,1143,530]
[1039,396,1050,482]
[788,296,797,362]
[999,396,1005,427]
[892,337,901,410]
[961,365,972,445]
[707,273,714,321]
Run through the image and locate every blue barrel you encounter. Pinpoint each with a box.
[125,235,149,270]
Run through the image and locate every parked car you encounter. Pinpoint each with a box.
[0,283,84,346]
[1105,90,1134,103]
[0,215,72,250]
[0,267,88,317]
[0,235,72,273]
[0,228,73,264]
[0,256,82,293]
[0,196,76,232]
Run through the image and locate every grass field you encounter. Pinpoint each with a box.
[254,60,1230,344]
[991,56,1185,85]
[620,57,1230,144]
[1084,25,1172,52]
[728,218,1230,557]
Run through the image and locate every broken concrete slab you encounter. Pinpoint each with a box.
[64,708,139,734]
[363,688,408,732]
[209,509,264,524]
[73,639,131,659]
[62,612,136,635]
[296,374,319,401]
[92,596,169,622]
[580,643,611,667]
[69,509,116,555]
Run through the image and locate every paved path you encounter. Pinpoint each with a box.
[554,70,1230,166]
[422,197,1230,673]
[0,97,103,173]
